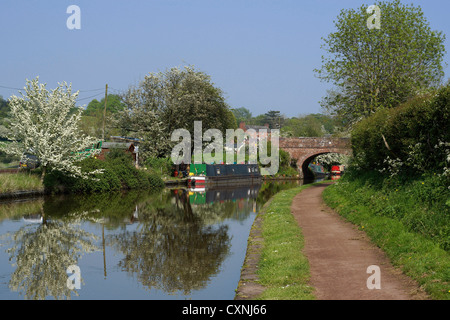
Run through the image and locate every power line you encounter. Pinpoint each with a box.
[0,85,22,90]
[108,87,124,94]
[77,92,104,102]
[0,83,125,102]
[78,88,105,93]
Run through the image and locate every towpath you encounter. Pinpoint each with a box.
[291,182,428,300]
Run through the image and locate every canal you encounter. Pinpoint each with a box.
[0,179,314,300]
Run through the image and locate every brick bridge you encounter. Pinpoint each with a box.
[279,137,352,178]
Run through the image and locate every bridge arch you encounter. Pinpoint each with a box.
[279,137,352,179]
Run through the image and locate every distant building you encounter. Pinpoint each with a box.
[238,122,271,140]
[110,136,142,144]
[239,122,270,132]
[99,142,139,167]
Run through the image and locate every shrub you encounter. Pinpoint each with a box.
[351,84,450,176]
[144,157,173,176]
[44,154,164,194]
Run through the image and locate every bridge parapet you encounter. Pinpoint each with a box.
[280,137,351,149]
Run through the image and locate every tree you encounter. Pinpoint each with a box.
[0,77,100,182]
[315,0,446,126]
[264,110,284,129]
[117,65,236,160]
[0,95,9,119]
[79,94,125,139]
[281,114,338,137]
[315,153,349,172]
[7,215,98,299]
[84,94,125,116]
[231,107,252,125]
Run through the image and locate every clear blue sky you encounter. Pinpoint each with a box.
[0,0,449,118]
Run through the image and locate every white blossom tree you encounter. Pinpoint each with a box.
[0,77,100,182]
[315,152,350,171]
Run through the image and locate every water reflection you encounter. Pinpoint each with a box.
[4,204,98,300]
[0,179,307,300]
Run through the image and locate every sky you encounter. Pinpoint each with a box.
[0,0,449,118]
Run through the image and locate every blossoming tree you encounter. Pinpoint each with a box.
[0,77,100,183]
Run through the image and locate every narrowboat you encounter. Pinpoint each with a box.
[188,163,262,187]
[331,165,345,175]
[188,184,261,205]
[308,163,327,179]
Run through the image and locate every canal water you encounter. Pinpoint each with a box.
[0,180,312,300]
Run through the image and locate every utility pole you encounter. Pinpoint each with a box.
[102,84,108,141]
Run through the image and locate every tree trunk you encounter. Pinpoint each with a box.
[40,166,47,185]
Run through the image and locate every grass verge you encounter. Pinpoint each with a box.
[0,172,43,194]
[322,173,450,300]
[255,182,327,300]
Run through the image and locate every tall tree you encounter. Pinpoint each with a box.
[0,78,100,182]
[79,94,125,139]
[231,107,252,125]
[117,65,236,159]
[264,110,283,129]
[0,95,9,119]
[84,94,125,116]
[315,0,446,126]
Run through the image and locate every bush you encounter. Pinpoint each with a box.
[44,154,164,194]
[351,85,450,176]
[144,157,173,176]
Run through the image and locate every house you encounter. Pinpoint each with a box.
[110,136,142,144]
[239,122,271,140]
[239,122,270,132]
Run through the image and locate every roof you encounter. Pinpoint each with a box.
[110,136,142,143]
[102,142,134,150]
[245,125,271,132]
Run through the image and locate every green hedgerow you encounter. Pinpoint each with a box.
[44,153,164,194]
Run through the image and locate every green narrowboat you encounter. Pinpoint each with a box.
[188,163,262,187]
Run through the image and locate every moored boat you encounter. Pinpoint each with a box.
[188,163,262,187]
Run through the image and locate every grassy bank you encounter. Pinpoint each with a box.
[0,172,43,194]
[254,183,324,300]
[322,171,450,300]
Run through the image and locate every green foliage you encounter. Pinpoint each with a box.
[84,94,125,116]
[264,110,284,129]
[0,95,9,120]
[117,65,236,160]
[351,84,450,176]
[352,85,450,175]
[79,94,125,139]
[0,149,19,166]
[144,157,173,176]
[231,107,252,125]
[281,114,339,137]
[336,170,450,250]
[44,155,164,194]
[315,0,447,125]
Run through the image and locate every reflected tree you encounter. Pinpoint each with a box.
[6,212,99,300]
[108,193,231,295]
